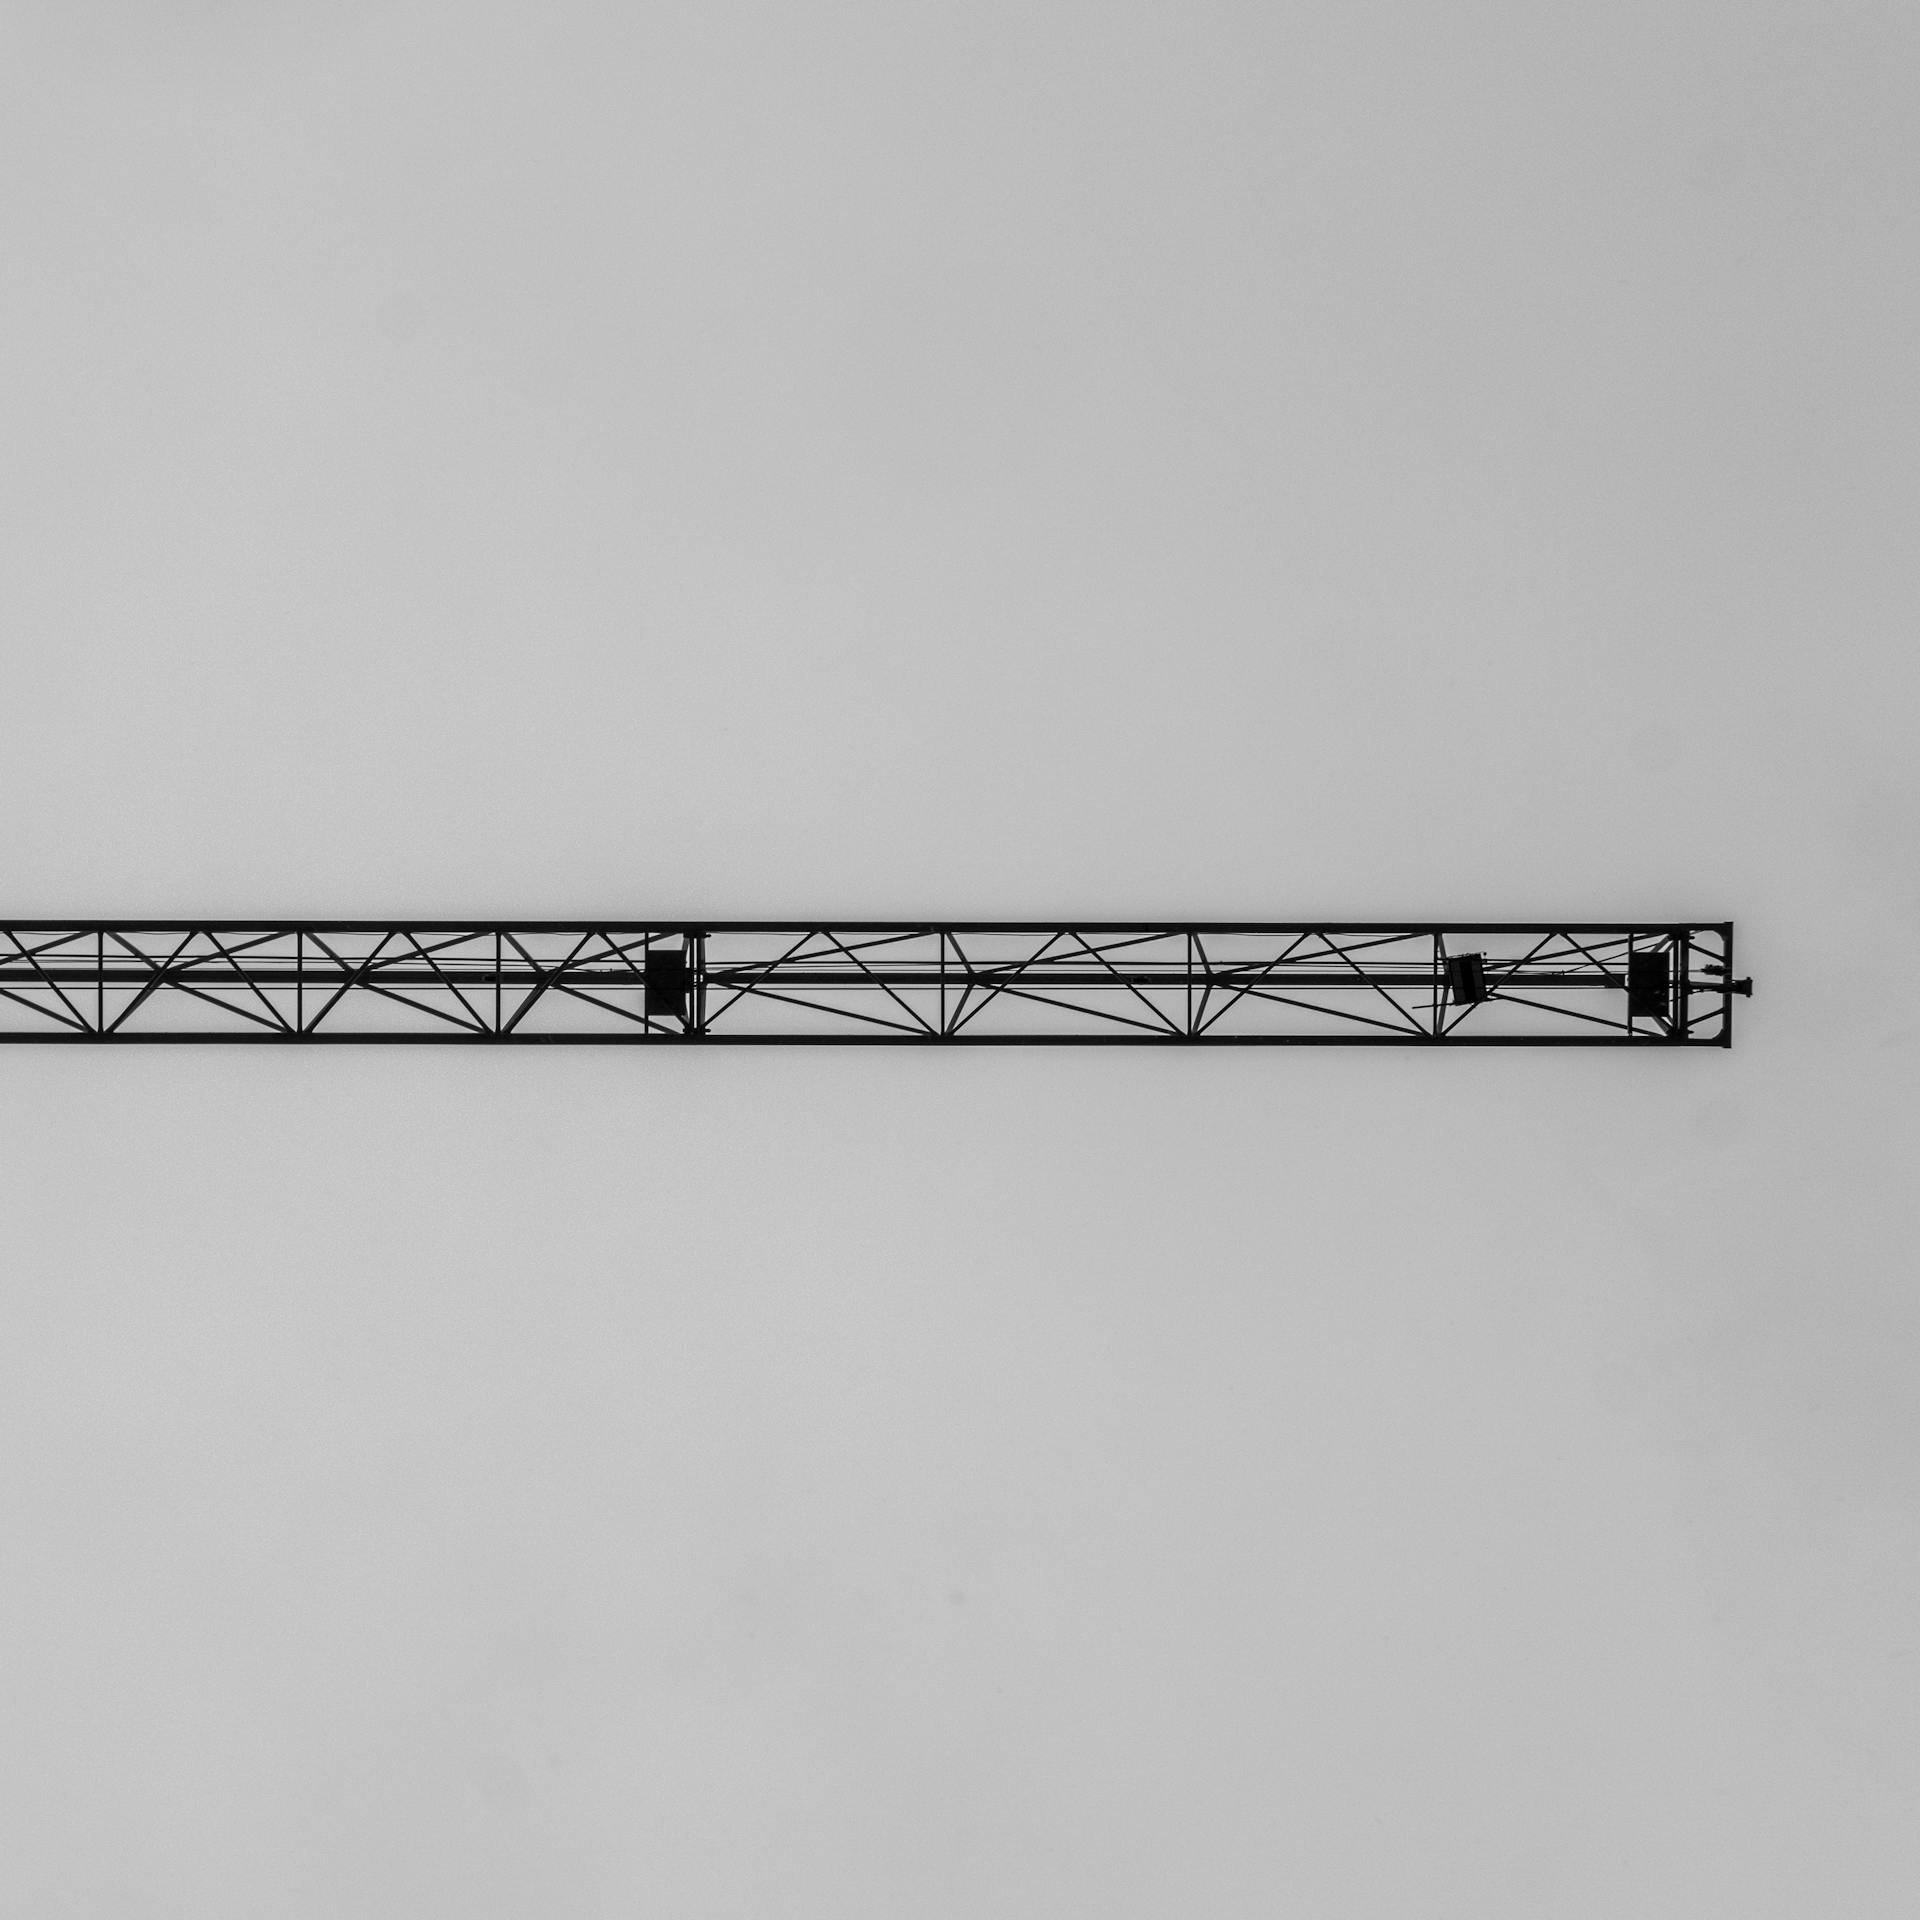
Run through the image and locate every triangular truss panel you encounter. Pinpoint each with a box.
[0,922,1748,1044]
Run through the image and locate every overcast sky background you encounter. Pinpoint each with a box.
[1,5,1916,1914]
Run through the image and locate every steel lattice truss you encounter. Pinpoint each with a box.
[0,922,1749,1044]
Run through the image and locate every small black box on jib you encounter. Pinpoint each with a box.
[644,944,691,1020]
[1626,947,1671,1021]
[1444,952,1490,1005]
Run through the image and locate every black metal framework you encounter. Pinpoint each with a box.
[0,922,1750,1044]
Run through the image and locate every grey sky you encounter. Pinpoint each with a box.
[1,5,1916,1915]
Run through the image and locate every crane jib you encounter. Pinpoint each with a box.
[0,923,1749,1045]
